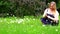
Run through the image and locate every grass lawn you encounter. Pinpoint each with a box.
[0,16,60,34]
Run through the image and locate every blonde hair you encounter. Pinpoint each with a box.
[49,1,56,12]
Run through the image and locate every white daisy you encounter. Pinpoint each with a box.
[33,19,35,20]
[56,29,58,32]
[17,19,23,24]
[42,25,45,27]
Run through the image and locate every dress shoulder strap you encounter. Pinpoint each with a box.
[46,8,49,12]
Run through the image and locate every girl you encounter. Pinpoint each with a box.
[41,1,59,25]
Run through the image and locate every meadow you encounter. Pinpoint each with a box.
[0,16,60,34]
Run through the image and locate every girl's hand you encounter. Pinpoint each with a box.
[47,16,54,20]
[54,18,58,21]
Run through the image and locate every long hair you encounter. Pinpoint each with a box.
[49,1,56,13]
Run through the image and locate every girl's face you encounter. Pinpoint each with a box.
[50,2,56,10]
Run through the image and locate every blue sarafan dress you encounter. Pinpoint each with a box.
[41,8,59,25]
[41,14,54,24]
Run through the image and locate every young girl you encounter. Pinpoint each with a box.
[41,1,59,25]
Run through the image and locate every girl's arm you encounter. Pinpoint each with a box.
[43,9,47,17]
[54,11,59,20]
[47,11,59,21]
[47,16,54,20]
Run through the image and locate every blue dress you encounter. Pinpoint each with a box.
[41,14,54,24]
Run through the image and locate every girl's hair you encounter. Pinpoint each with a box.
[49,1,56,12]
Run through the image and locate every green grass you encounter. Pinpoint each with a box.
[0,16,60,34]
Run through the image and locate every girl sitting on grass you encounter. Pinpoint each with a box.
[41,1,59,25]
